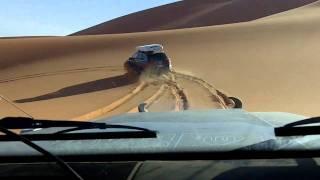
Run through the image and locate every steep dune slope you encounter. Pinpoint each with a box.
[72,0,317,35]
[1,1,320,119]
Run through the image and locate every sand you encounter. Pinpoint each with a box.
[1,0,320,120]
[72,0,317,35]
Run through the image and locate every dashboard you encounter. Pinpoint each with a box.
[1,158,320,179]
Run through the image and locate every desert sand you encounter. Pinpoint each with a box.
[1,0,320,120]
[72,0,317,35]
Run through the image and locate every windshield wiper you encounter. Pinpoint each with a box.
[275,117,320,136]
[0,117,157,141]
[0,126,83,179]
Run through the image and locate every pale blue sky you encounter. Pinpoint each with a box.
[0,0,178,37]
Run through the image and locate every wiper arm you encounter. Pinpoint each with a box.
[0,126,83,179]
[275,117,320,136]
[0,117,157,141]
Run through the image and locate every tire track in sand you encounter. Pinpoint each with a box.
[0,65,123,83]
[128,73,189,113]
[72,82,148,120]
[127,84,167,113]
[172,71,234,109]
[147,85,177,112]
[165,73,189,111]
[73,70,234,121]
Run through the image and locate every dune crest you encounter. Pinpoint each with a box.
[72,0,318,35]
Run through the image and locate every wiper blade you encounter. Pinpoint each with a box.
[0,131,157,141]
[0,117,152,132]
[283,116,320,127]
[275,117,320,136]
[0,117,157,140]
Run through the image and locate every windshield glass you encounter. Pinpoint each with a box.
[0,0,319,149]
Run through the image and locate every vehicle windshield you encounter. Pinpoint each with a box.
[1,0,319,151]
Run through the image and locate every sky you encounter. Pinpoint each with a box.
[0,0,179,37]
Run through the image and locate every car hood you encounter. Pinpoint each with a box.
[0,109,313,157]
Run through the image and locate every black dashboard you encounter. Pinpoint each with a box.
[1,158,320,179]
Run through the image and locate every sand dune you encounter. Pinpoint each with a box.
[72,0,317,35]
[1,1,320,119]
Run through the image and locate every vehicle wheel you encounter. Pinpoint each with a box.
[124,61,140,75]
[138,103,148,112]
[229,97,242,109]
[162,65,170,73]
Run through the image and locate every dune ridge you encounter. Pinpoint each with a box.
[72,0,317,35]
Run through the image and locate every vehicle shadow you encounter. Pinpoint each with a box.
[14,73,138,103]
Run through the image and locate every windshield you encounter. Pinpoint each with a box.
[0,0,319,150]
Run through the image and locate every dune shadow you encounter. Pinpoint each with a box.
[15,73,138,103]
